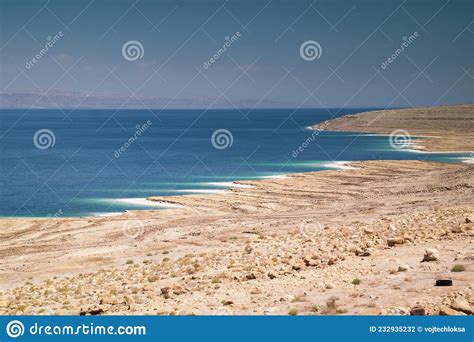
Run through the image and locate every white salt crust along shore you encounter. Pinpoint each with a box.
[323,161,359,170]
[114,198,185,208]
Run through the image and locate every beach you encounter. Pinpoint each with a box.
[313,104,474,153]
[0,105,473,315]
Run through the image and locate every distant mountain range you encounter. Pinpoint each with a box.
[0,91,290,109]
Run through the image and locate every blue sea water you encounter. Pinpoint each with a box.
[0,108,469,217]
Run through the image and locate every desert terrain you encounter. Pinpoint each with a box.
[0,105,473,315]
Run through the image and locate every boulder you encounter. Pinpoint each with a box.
[450,298,473,315]
[387,237,405,247]
[409,306,425,316]
[422,249,439,262]
[439,306,466,315]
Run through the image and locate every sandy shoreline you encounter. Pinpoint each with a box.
[0,105,473,315]
[312,104,474,153]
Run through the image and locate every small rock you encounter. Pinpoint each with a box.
[422,249,439,262]
[268,273,276,279]
[244,273,256,281]
[303,255,318,267]
[465,217,472,223]
[124,296,134,305]
[328,258,336,266]
[79,307,105,316]
[451,226,462,233]
[99,297,121,305]
[398,264,409,272]
[363,228,374,234]
[355,247,372,257]
[439,306,466,316]
[409,306,425,316]
[450,298,473,315]
[250,288,262,295]
[161,287,171,299]
[387,237,405,247]
[222,300,233,306]
[291,264,302,271]
[172,286,185,295]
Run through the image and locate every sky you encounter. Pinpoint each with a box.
[0,0,473,108]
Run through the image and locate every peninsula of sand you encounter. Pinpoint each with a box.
[0,104,473,316]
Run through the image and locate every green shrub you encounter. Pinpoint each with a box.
[451,264,465,272]
[288,308,298,316]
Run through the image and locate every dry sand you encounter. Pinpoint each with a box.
[0,105,473,315]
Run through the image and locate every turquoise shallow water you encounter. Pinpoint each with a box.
[0,108,469,217]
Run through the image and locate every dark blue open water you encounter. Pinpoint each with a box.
[0,108,469,217]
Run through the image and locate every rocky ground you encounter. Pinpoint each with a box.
[0,161,473,315]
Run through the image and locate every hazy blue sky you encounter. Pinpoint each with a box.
[0,0,473,108]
